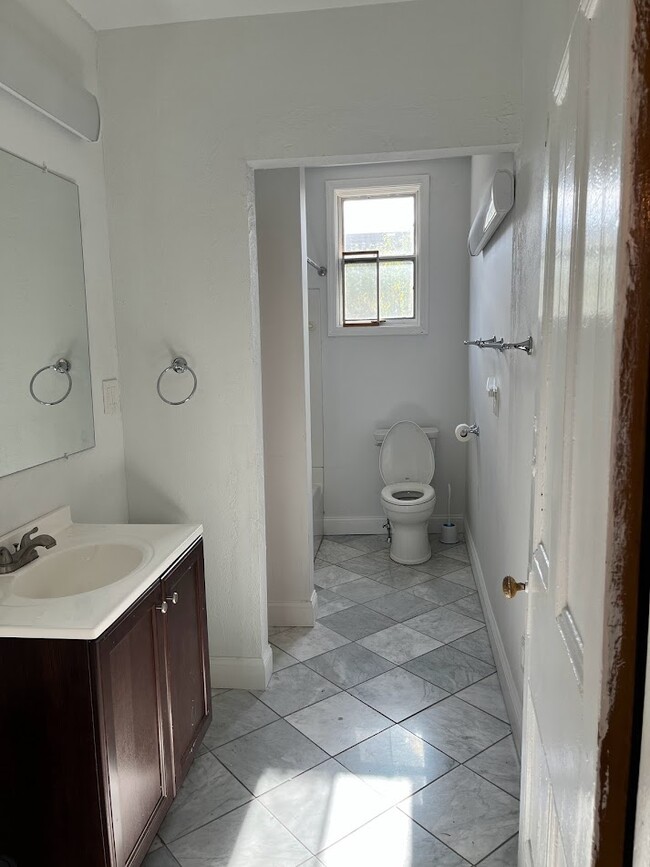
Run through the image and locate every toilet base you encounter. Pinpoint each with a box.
[389,523,431,565]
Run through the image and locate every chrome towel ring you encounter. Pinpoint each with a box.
[29,358,72,406]
[157,356,197,405]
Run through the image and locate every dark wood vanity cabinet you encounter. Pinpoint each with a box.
[0,539,211,867]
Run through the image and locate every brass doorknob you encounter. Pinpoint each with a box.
[502,576,526,599]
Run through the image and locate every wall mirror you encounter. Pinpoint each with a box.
[0,147,95,478]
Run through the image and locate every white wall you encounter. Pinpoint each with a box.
[256,168,315,628]
[0,0,127,536]
[465,151,531,742]
[98,0,522,686]
[306,158,471,533]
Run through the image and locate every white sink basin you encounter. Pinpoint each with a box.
[12,542,149,599]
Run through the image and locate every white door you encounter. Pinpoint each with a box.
[519,2,630,865]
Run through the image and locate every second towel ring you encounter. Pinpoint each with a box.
[30,358,72,406]
[157,356,197,405]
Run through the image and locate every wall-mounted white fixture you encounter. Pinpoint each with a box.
[0,23,100,141]
[486,376,499,415]
[467,169,514,256]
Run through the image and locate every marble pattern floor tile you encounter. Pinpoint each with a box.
[254,664,340,716]
[318,604,395,640]
[304,642,394,689]
[271,623,350,660]
[169,799,311,867]
[258,759,389,854]
[372,563,434,590]
[404,607,484,644]
[401,697,511,762]
[314,564,365,589]
[400,765,519,863]
[143,848,180,867]
[440,543,470,563]
[447,592,486,622]
[272,645,298,672]
[214,719,328,795]
[286,692,391,755]
[203,690,279,750]
[411,554,467,578]
[317,539,362,564]
[410,577,474,606]
[364,589,437,622]
[316,589,356,618]
[336,725,457,805]
[318,807,469,867]
[457,673,509,721]
[450,627,495,664]
[477,834,519,865]
[331,576,395,603]
[159,753,251,843]
[440,565,476,589]
[314,558,328,571]
[340,552,393,577]
[358,623,442,664]
[349,667,448,723]
[325,534,389,553]
[148,836,164,852]
[403,645,494,693]
[466,735,521,798]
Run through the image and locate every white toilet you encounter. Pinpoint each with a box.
[378,421,437,565]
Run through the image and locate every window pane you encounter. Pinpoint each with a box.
[379,260,415,319]
[343,261,378,321]
[343,195,415,256]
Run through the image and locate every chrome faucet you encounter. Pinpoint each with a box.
[0,527,57,574]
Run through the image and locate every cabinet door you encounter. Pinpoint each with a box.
[163,541,211,786]
[96,582,173,866]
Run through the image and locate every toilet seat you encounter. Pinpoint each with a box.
[379,421,435,486]
[381,482,435,507]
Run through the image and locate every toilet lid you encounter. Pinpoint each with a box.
[379,421,435,485]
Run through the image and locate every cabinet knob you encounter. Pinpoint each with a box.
[156,600,169,614]
[167,592,179,605]
[502,576,527,599]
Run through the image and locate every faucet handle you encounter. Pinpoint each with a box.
[17,528,39,551]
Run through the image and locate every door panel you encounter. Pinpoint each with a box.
[164,541,211,786]
[520,2,628,864]
[97,583,173,866]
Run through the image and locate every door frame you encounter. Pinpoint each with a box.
[595,2,650,862]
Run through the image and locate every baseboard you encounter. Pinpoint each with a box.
[465,522,523,752]
[210,644,273,690]
[268,590,317,627]
[323,515,465,536]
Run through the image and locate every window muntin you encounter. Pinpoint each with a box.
[327,176,428,336]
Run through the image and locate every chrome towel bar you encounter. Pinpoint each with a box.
[464,335,533,355]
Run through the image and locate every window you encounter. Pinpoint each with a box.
[326,176,429,335]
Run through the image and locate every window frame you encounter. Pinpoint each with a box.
[326,175,429,336]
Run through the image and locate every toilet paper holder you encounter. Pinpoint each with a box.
[456,423,480,439]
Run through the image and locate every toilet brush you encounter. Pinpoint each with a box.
[440,483,459,544]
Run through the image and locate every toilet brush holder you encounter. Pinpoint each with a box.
[440,523,459,544]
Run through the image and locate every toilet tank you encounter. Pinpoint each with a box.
[373,426,439,453]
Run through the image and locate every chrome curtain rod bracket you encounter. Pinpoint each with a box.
[307,257,327,277]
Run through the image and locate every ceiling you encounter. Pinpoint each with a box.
[66,0,420,31]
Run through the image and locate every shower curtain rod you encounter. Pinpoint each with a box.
[307,257,327,277]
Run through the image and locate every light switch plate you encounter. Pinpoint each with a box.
[102,379,121,416]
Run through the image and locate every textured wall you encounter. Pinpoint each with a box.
[98,0,522,683]
[0,0,127,536]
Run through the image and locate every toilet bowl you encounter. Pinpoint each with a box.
[379,421,436,565]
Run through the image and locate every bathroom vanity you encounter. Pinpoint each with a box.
[0,509,211,867]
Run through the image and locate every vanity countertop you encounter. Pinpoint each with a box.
[0,507,202,640]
